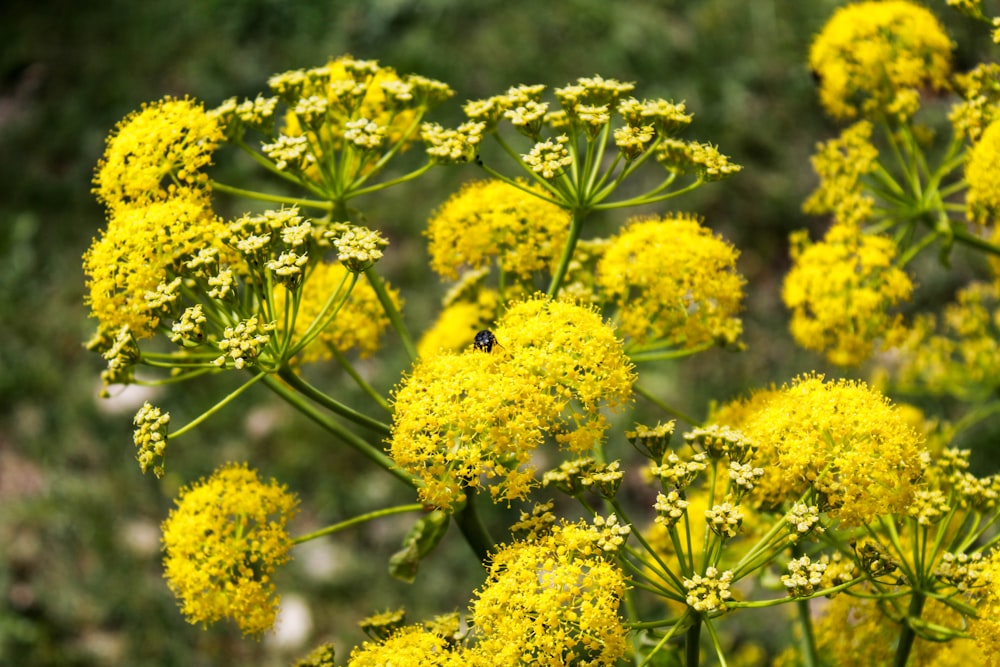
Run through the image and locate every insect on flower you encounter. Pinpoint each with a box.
[473,329,500,352]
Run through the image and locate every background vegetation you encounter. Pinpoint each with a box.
[0,1,994,665]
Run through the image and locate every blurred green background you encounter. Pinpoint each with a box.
[1,1,995,665]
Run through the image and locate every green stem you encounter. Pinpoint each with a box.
[261,373,415,488]
[894,592,926,667]
[170,371,267,438]
[796,593,819,667]
[365,266,418,362]
[293,503,424,544]
[329,345,392,412]
[209,180,335,213]
[546,210,586,297]
[277,366,391,435]
[633,383,701,426]
[685,615,701,667]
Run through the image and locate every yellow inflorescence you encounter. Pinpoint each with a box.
[809,0,953,121]
[160,462,298,636]
[425,179,571,281]
[737,373,925,527]
[783,222,913,366]
[597,213,745,349]
[389,296,634,512]
[966,119,1000,225]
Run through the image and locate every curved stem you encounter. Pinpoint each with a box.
[546,210,586,298]
[170,371,268,439]
[453,488,495,565]
[633,383,701,426]
[261,373,415,488]
[365,266,418,363]
[209,180,335,213]
[293,503,425,544]
[277,366,391,435]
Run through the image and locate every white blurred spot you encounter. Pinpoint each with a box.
[266,593,312,649]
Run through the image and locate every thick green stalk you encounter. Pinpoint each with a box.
[365,266,418,362]
[894,592,926,667]
[277,366,391,436]
[685,616,702,667]
[796,597,819,667]
[546,210,586,298]
[452,488,495,566]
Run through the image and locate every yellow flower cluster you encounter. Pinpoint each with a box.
[878,281,1000,401]
[417,280,500,358]
[950,63,1000,142]
[84,197,231,340]
[966,119,1000,225]
[735,373,925,526]
[470,521,627,666]
[425,179,571,280]
[389,296,634,511]
[160,463,298,636]
[802,121,878,227]
[348,625,464,667]
[93,96,223,211]
[596,213,745,349]
[783,222,913,366]
[809,0,953,120]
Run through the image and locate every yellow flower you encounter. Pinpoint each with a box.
[389,296,634,512]
[803,121,879,227]
[782,222,913,366]
[417,285,500,359]
[278,261,399,364]
[966,119,1000,225]
[425,179,571,281]
[596,213,745,349]
[94,96,223,212]
[160,463,298,636]
[878,281,1000,401]
[469,522,627,667]
[950,63,1000,143]
[348,625,466,667]
[809,1,953,120]
[737,373,925,526]
[83,197,230,341]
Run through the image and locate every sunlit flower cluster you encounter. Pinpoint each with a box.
[966,119,1000,225]
[802,121,879,227]
[597,213,745,349]
[425,179,571,280]
[160,463,298,636]
[470,521,628,666]
[389,297,634,511]
[809,1,953,120]
[735,373,925,526]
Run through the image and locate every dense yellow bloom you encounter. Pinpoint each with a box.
[950,63,1000,143]
[348,625,465,667]
[971,550,1000,664]
[278,261,399,363]
[83,197,229,340]
[425,179,571,280]
[389,297,634,511]
[783,222,913,366]
[94,96,223,212]
[966,119,1000,225]
[470,522,627,666]
[737,373,925,526]
[597,213,744,349]
[160,463,298,636]
[803,121,879,227]
[878,281,1000,400]
[809,1,953,120]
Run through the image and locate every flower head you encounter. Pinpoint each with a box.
[94,96,223,212]
[783,222,913,366]
[425,179,570,281]
[348,625,465,667]
[737,373,925,526]
[389,297,633,511]
[160,463,298,635]
[470,522,627,666]
[597,213,745,349]
[803,121,879,227]
[809,0,953,120]
[967,119,1000,226]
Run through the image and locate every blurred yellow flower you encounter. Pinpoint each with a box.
[783,222,912,366]
[809,0,953,120]
[161,463,298,636]
[966,119,1000,226]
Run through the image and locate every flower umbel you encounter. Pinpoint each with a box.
[160,463,298,635]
